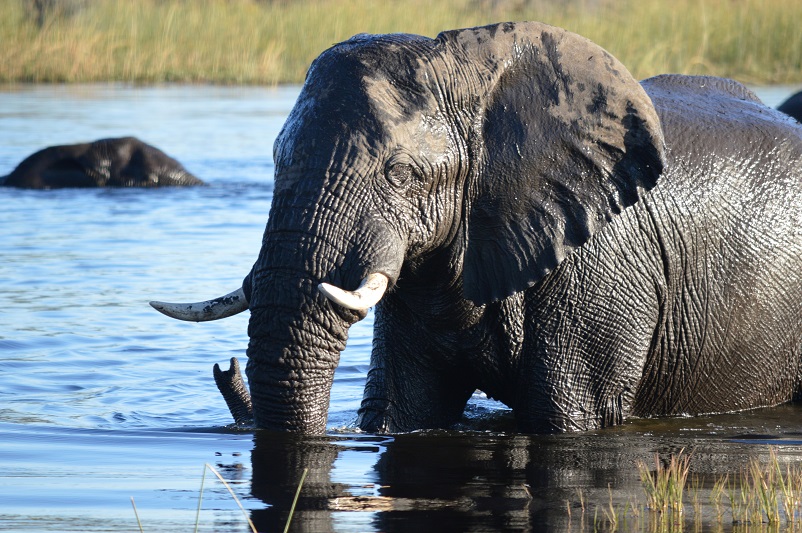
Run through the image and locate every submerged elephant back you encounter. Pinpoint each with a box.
[93,137,204,187]
[2,137,204,188]
[778,90,802,123]
[3,143,95,188]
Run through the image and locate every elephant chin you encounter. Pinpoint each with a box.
[250,388,334,434]
[247,345,343,433]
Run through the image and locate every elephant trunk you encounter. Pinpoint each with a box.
[240,167,405,432]
[244,279,350,433]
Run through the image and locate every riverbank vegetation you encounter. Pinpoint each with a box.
[2,0,801,85]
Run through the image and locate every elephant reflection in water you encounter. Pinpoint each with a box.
[246,432,345,532]
[245,431,539,532]
[1,136,203,188]
[246,409,802,532]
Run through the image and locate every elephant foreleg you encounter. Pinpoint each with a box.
[358,300,476,432]
[213,357,254,426]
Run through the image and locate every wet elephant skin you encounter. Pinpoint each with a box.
[165,21,802,435]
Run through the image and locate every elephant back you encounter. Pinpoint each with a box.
[642,74,802,167]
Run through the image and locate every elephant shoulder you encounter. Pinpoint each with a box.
[641,74,766,127]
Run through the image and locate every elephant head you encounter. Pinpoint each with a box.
[153,21,664,433]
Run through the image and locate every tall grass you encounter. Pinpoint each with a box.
[1,0,801,84]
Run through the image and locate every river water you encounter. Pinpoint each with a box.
[1,83,802,532]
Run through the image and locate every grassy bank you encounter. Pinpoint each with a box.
[2,0,801,85]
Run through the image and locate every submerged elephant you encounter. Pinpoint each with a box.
[152,21,802,434]
[1,136,203,188]
[779,90,802,123]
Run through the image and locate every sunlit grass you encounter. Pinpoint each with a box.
[572,446,802,532]
[1,0,801,84]
[637,449,691,515]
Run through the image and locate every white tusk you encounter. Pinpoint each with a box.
[150,287,248,322]
[318,273,389,311]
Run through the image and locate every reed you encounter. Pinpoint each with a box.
[2,0,801,85]
[601,484,619,530]
[772,446,802,526]
[573,447,802,532]
[637,449,691,515]
[201,463,258,533]
[129,463,309,532]
[709,474,727,523]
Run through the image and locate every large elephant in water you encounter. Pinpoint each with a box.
[1,136,203,188]
[153,21,802,434]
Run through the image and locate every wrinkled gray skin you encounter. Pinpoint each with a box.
[212,21,802,434]
[1,136,203,188]
[779,90,802,123]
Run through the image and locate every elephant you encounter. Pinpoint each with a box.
[151,21,802,435]
[1,136,204,188]
[779,90,802,123]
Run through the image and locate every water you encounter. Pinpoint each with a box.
[1,83,802,532]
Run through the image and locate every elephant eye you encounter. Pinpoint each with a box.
[385,162,414,188]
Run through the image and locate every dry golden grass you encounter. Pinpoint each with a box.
[1,0,800,84]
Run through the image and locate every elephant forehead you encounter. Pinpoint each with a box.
[362,75,424,126]
[361,74,454,160]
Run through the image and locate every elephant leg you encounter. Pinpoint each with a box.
[213,357,254,426]
[358,301,475,432]
[515,255,658,433]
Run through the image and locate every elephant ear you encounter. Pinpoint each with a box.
[444,22,666,304]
